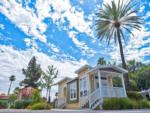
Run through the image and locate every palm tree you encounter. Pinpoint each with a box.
[97,57,106,65]
[8,75,16,95]
[95,0,141,89]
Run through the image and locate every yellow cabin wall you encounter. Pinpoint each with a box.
[58,81,68,99]
[66,102,80,109]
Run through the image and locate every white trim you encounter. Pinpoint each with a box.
[69,82,77,100]
[98,70,102,98]
[121,73,127,97]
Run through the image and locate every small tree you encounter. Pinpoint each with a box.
[20,56,42,88]
[8,75,16,95]
[41,65,58,103]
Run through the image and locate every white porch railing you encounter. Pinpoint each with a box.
[89,86,126,109]
[89,88,101,109]
[101,86,125,98]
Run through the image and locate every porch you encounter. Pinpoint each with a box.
[88,66,127,109]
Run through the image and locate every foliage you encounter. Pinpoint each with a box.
[97,57,106,65]
[41,65,58,103]
[9,94,17,103]
[14,100,32,109]
[127,91,143,100]
[95,0,141,69]
[112,76,122,87]
[8,75,16,95]
[28,102,51,110]
[0,101,8,109]
[103,98,150,110]
[31,89,42,103]
[20,56,42,88]
[14,87,20,94]
[136,66,150,90]
[127,61,150,91]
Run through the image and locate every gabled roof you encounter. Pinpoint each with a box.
[87,65,128,74]
[53,77,72,85]
[67,77,78,84]
[75,64,92,74]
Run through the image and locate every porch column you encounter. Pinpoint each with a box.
[98,70,102,98]
[121,73,127,97]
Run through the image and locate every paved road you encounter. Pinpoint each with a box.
[0,109,150,113]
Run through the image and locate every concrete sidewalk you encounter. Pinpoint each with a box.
[0,109,150,113]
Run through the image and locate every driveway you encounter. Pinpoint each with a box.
[0,109,150,113]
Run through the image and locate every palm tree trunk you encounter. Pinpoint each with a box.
[48,87,51,103]
[8,81,12,95]
[117,28,130,90]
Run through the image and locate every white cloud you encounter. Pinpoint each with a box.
[0,0,47,43]
[0,0,95,57]
[48,43,60,53]
[0,45,86,98]
[0,24,5,30]
[68,31,96,56]
[109,26,150,63]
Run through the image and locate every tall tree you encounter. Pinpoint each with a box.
[8,75,16,95]
[95,0,141,89]
[41,65,58,103]
[97,57,106,65]
[20,56,42,88]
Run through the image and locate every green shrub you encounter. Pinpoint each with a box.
[31,89,42,103]
[103,98,135,110]
[0,101,8,109]
[14,100,32,109]
[103,98,150,110]
[137,100,150,109]
[29,102,51,110]
[127,91,143,100]
[10,104,15,109]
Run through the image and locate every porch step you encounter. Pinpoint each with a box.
[90,99,103,110]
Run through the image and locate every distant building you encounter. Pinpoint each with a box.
[0,93,9,102]
[18,87,35,100]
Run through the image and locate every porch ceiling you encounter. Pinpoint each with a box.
[86,65,128,75]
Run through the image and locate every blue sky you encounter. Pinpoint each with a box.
[0,0,150,96]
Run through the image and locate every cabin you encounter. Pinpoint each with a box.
[55,65,127,109]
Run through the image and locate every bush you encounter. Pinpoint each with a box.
[29,102,51,110]
[103,98,134,110]
[102,98,150,110]
[0,101,8,109]
[127,91,143,100]
[14,100,32,109]
[31,89,42,103]
[137,100,150,109]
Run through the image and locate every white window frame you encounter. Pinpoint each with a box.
[80,76,88,97]
[69,81,77,100]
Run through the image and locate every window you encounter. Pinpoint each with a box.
[69,82,77,100]
[80,77,87,97]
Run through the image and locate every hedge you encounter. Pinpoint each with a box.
[14,100,32,109]
[103,98,150,110]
